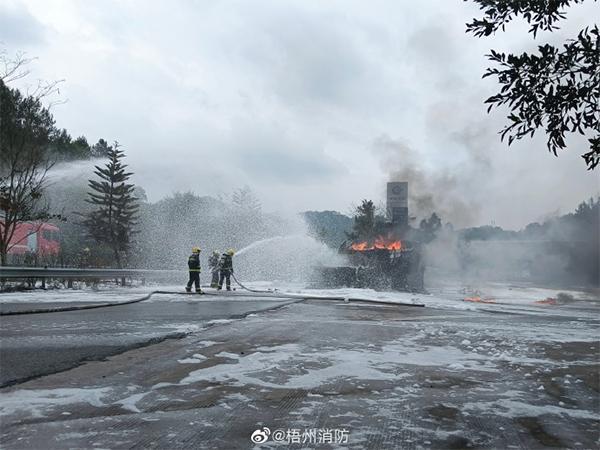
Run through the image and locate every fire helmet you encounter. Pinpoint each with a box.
[213,250,220,255]
[192,246,201,253]
[226,249,235,256]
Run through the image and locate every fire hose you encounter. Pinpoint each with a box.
[0,289,298,316]
[230,272,276,294]
[1,285,425,315]
[0,291,158,316]
[0,269,425,316]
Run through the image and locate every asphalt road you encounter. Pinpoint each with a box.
[0,292,598,449]
[0,295,292,387]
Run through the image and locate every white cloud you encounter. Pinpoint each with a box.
[9,0,600,228]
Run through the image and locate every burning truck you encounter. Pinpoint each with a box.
[316,182,425,292]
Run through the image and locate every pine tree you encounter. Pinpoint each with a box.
[84,142,139,267]
[232,186,262,213]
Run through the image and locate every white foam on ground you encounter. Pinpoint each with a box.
[169,323,207,333]
[4,282,597,322]
[462,398,600,420]
[176,303,598,391]
[0,388,111,418]
[207,319,234,325]
[115,392,147,413]
[178,354,207,364]
[280,287,425,307]
[180,337,499,389]
[0,287,153,304]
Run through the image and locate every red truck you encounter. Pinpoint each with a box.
[5,222,60,258]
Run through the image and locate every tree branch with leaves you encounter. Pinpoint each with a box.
[466,0,600,169]
[0,79,57,265]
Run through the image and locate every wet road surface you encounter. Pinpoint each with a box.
[0,294,598,449]
[0,295,292,387]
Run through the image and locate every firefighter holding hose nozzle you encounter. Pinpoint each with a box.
[217,249,235,291]
[185,246,202,293]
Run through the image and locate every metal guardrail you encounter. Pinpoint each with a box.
[0,267,182,279]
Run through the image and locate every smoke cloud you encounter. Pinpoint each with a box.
[373,134,484,227]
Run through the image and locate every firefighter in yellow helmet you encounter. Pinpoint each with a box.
[185,246,202,293]
[217,249,235,291]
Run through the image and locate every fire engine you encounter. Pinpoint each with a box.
[4,222,61,260]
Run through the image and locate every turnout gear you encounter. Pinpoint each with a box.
[218,252,234,291]
[209,251,220,269]
[188,252,201,272]
[186,251,202,293]
[208,251,220,288]
[219,253,233,271]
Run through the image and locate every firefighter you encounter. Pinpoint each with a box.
[208,250,220,288]
[185,246,202,293]
[217,249,235,291]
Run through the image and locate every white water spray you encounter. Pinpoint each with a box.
[233,234,347,283]
[235,235,304,256]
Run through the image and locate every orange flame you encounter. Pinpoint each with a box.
[351,242,369,251]
[387,241,402,251]
[350,237,403,252]
[464,296,496,304]
[535,297,557,305]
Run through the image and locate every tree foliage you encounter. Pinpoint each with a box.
[84,143,139,267]
[47,130,114,161]
[352,199,376,239]
[345,199,388,241]
[134,191,275,271]
[48,129,92,161]
[0,48,120,266]
[0,79,56,265]
[91,139,113,158]
[303,210,353,248]
[458,196,599,284]
[466,0,600,169]
[231,186,262,214]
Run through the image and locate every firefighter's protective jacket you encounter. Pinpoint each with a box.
[188,253,201,272]
[208,254,220,272]
[219,253,233,272]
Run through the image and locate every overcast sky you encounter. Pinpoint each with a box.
[2,0,599,228]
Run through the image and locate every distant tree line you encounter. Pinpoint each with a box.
[49,133,114,161]
[133,187,273,271]
[459,198,599,285]
[41,180,273,270]
[302,210,353,249]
